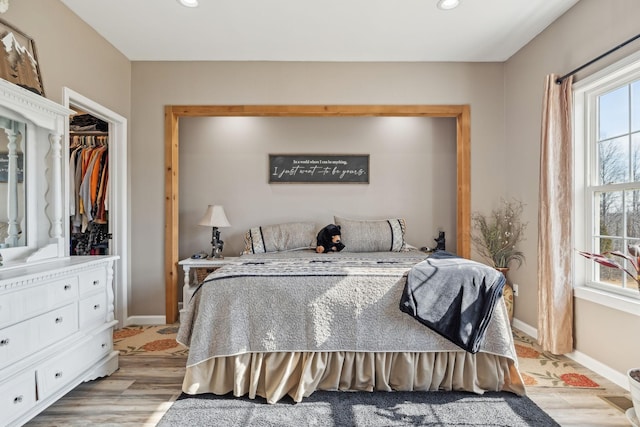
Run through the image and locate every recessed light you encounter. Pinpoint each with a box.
[177,0,198,7]
[437,0,460,10]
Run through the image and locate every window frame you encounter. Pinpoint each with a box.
[573,49,640,315]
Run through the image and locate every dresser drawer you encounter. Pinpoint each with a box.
[36,329,112,400]
[36,345,88,400]
[23,276,79,320]
[87,328,114,362]
[0,320,33,370]
[48,276,80,307]
[0,276,79,329]
[78,268,106,296]
[37,303,79,350]
[79,292,106,328]
[0,370,36,426]
[0,303,79,371]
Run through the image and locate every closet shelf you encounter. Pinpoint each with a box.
[70,130,109,135]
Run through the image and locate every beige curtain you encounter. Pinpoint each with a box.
[537,74,574,354]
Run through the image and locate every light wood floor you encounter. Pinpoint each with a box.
[24,344,634,426]
[24,356,185,427]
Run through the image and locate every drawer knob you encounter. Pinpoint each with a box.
[55,371,63,379]
[13,395,23,404]
[93,280,100,286]
[64,284,71,290]
[55,317,63,324]
[93,304,101,310]
[0,338,9,346]
[101,343,107,348]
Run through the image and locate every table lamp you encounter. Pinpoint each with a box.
[198,205,231,258]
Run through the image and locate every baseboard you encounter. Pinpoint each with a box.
[125,315,167,326]
[511,317,629,391]
[512,318,537,338]
[566,349,629,391]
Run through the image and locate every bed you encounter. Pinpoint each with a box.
[176,219,525,404]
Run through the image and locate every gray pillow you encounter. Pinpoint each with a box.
[242,222,317,254]
[334,216,406,252]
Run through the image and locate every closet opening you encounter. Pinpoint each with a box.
[69,110,111,256]
[63,87,129,329]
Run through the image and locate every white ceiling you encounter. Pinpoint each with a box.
[60,0,580,62]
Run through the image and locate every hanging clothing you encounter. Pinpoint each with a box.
[69,134,109,255]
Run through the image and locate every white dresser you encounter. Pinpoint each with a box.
[0,74,123,426]
[0,255,119,427]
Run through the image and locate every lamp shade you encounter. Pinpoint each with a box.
[198,205,231,227]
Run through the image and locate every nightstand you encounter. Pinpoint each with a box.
[178,257,241,322]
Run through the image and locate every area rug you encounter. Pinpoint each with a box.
[113,324,188,357]
[157,390,560,427]
[512,328,602,389]
[113,325,602,389]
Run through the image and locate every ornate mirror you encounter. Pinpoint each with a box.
[0,116,26,249]
[0,79,71,265]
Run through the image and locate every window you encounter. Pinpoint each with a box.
[574,51,640,306]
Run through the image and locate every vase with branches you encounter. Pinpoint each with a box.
[471,198,528,269]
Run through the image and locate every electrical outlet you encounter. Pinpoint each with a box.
[512,283,519,297]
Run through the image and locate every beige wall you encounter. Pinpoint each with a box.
[505,0,640,374]
[178,116,457,260]
[132,61,506,315]
[3,1,131,113]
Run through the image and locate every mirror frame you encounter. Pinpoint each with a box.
[0,79,72,265]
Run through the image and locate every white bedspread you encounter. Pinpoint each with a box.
[177,250,518,369]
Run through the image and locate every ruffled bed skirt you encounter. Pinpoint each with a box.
[182,351,526,404]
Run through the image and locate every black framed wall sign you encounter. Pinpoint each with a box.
[269,154,369,183]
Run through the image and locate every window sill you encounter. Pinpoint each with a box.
[574,286,640,316]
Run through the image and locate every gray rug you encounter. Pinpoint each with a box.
[157,391,560,426]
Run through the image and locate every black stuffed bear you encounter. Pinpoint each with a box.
[316,224,345,253]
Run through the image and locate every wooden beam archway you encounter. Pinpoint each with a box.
[164,105,471,323]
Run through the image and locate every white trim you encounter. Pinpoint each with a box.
[62,88,129,330]
[512,318,537,338]
[573,48,640,304]
[125,315,167,326]
[573,48,640,91]
[566,349,630,391]
[512,318,630,391]
[574,286,640,316]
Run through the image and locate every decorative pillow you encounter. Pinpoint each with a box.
[334,216,407,252]
[242,222,317,254]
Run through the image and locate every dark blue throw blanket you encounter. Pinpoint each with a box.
[399,251,506,354]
